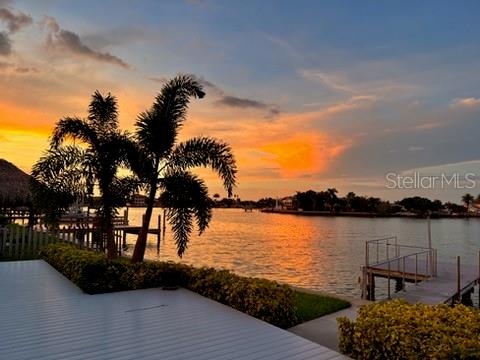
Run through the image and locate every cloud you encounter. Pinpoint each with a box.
[299,69,357,93]
[450,97,480,108]
[414,121,445,131]
[217,95,269,109]
[148,74,280,117]
[0,60,37,73]
[408,146,424,152]
[298,65,420,102]
[196,76,280,116]
[42,16,130,69]
[263,33,301,60]
[0,6,32,56]
[259,134,351,177]
[148,76,167,83]
[0,31,10,55]
[0,7,32,33]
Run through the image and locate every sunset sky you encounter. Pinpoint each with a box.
[1,0,480,201]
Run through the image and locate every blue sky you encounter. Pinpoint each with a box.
[1,0,480,201]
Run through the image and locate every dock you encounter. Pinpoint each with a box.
[362,237,480,305]
[0,209,166,259]
[0,260,348,359]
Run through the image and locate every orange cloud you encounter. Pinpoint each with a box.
[450,97,480,108]
[261,138,315,173]
[260,135,350,177]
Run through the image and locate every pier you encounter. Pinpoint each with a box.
[362,237,480,305]
[0,209,165,258]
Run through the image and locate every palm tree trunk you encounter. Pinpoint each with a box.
[101,189,117,260]
[131,178,157,263]
[106,223,117,259]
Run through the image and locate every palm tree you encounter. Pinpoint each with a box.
[131,75,237,262]
[33,91,137,259]
[326,188,338,212]
[462,193,474,212]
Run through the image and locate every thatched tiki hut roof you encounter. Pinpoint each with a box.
[0,159,32,207]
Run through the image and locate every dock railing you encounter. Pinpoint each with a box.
[363,237,438,300]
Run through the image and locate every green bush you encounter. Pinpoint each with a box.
[40,243,297,328]
[338,299,480,359]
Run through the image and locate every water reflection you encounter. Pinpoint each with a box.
[124,208,480,298]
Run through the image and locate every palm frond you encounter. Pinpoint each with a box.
[113,131,154,182]
[31,145,88,226]
[135,74,205,158]
[109,176,142,208]
[160,171,212,256]
[51,117,98,148]
[169,136,237,197]
[88,90,118,131]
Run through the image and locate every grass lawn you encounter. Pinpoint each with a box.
[293,290,350,325]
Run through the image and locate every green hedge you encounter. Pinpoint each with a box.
[338,299,480,359]
[40,243,297,328]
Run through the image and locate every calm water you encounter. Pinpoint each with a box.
[123,208,480,298]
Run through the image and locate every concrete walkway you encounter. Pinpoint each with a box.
[289,291,370,352]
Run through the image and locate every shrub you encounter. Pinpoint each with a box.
[338,299,480,359]
[40,243,297,328]
[0,215,8,227]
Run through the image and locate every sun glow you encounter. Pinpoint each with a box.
[260,135,349,177]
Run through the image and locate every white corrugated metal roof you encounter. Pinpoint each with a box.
[0,260,348,359]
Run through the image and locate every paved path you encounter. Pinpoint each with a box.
[0,260,349,359]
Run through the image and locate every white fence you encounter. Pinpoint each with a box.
[0,225,123,259]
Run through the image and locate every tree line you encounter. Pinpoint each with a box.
[218,190,474,216]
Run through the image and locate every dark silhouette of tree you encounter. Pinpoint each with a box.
[31,91,137,259]
[462,193,474,212]
[326,188,338,212]
[396,196,443,216]
[131,75,237,262]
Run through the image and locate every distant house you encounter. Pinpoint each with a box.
[280,196,296,210]
[468,202,480,215]
[129,194,147,207]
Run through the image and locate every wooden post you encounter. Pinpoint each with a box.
[156,215,161,253]
[457,256,461,303]
[162,209,166,236]
[415,253,418,285]
[369,274,375,301]
[124,209,129,225]
[387,260,391,299]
